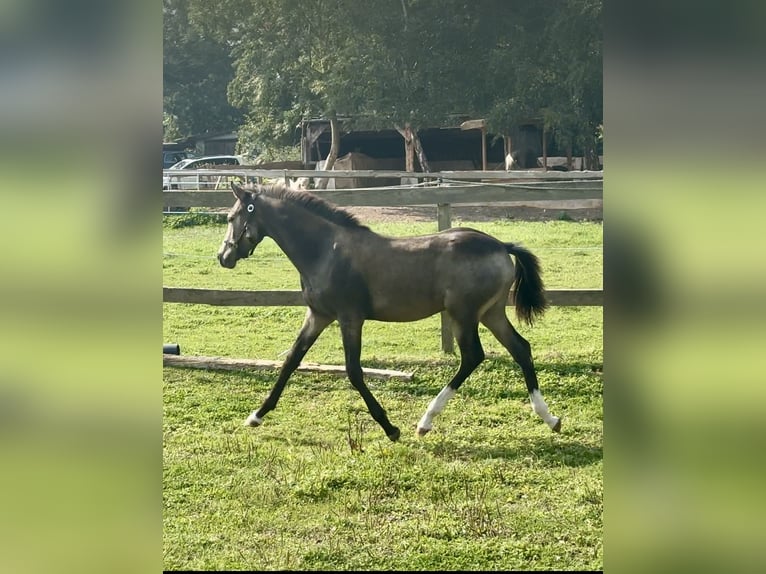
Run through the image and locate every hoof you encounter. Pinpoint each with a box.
[387,427,401,442]
[243,412,262,427]
[551,417,562,433]
[415,426,431,438]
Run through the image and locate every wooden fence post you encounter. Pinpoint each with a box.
[437,203,454,353]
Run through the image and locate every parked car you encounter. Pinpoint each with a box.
[162,155,245,190]
[163,149,196,169]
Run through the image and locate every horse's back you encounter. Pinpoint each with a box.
[436,227,510,256]
[432,228,516,308]
[350,227,515,322]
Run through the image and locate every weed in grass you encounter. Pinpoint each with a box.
[346,410,367,453]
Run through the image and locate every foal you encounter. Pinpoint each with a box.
[217,182,561,440]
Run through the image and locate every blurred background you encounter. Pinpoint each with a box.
[0,1,159,573]
[605,1,766,573]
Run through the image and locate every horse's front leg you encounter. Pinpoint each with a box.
[245,308,333,427]
[339,317,401,441]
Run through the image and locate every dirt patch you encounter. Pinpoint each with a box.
[346,200,603,224]
[204,198,602,224]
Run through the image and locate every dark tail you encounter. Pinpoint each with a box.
[505,242,548,326]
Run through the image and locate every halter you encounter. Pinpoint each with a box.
[224,202,258,256]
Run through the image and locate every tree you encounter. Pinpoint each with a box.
[482,0,602,165]
[169,0,602,163]
[549,0,602,168]
[163,0,243,139]
[163,111,183,142]
[219,1,501,157]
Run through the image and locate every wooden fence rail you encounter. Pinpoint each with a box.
[163,167,605,181]
[163,287,603,307]
[163,170,603,352]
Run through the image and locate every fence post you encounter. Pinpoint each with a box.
[437,203,454,353]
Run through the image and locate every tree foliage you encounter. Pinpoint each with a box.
[480,0,602,160]
[163,0,243,139]
[165,0,601,157]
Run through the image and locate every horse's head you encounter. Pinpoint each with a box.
[217,182,266,269]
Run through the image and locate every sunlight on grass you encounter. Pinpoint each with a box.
[163,219,602,291]
[163,217,602,571]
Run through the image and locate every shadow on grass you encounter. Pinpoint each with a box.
[250,427,602,469]
[424,436,602,468]
[373,357,602,400]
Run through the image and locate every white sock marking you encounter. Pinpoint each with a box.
[417,386,456,431]
[244,411,263,426]
[530,389,559,429]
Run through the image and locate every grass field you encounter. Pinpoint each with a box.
[163,215,603,570]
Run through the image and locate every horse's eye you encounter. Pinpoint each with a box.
[247,204,254,213]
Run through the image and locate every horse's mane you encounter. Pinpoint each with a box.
[258,182,367,229]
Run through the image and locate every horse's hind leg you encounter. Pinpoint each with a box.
[481,303,561,432]
[416,318,484,436]
[244,308,333,427]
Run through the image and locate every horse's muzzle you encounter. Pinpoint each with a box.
[217,247,237,269]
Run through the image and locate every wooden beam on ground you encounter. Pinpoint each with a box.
[163,354,414,381]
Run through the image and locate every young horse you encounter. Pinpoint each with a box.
[217,182,561,441]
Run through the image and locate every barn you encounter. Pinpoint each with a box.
[299,117,551,175]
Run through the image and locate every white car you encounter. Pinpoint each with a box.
[163,149,196,169]
[162,155,245,190]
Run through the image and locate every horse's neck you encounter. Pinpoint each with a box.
[261,199,338,274]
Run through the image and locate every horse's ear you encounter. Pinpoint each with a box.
[231,181,247,202]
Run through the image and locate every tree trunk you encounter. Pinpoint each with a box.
[397,123,431,174]
[396,123,415,172]
[504,135,514,170]
[412,129,431,173]
[315,114,340,190]
[585,145,600,170]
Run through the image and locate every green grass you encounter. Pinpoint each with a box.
[163,216,603,570]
